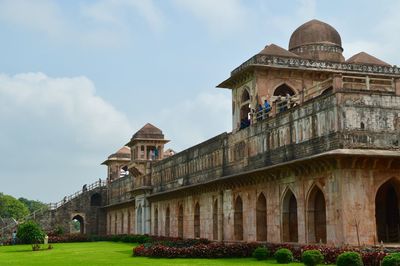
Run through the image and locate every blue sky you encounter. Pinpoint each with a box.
[0,0,399,202]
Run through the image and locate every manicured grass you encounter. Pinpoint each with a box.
[0,241,306,266]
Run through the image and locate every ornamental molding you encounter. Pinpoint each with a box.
[231,55,400,76]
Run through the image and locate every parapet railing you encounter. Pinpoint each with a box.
[342,75,395,92]
[303,78,333,101]
[48,179,106,210]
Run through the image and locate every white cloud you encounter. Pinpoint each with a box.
[0,72,135,201]
[173,0,250,35]
[0,0,69,38]
[156,89,231,151]
[80,0,166,32]
[0,0,165,47]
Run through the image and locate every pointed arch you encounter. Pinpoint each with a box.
[213,199,218,240]
[154,208,159,235]
[376,178,400,242]
[273,83,296,96]
[234,195,243,240]
[241,87,250,102]
[256,193,267,241]
[194,202,200,238]
[282,188,298,242]
[72,215,84,234]
[137,205,143,234]
[165,206,170,237]
[307,185,327,243]
[178,204,184,238]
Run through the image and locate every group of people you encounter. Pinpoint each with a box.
[240,99,272,129]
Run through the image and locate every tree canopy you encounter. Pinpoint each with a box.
[0,193,29,220]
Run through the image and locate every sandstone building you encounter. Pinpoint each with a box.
[13,20,400,246]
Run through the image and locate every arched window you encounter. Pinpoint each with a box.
[273,84,295,96]
[256,193,267,241]
[234,196,243,240]
[90,193,102,206]
[241,89,250,102]
[137,205,143,235]
[194,203,200,238]
[321,86,333,95]
[154,208,159,235]
[178,205,184,238]
[72,215,84,234]
[128,211,131,234]
[307,186,327,243]
[121,212,124,234]
[282,189,298,242]
[376,178,400,242]
[213,199,218,240]
[165,207,170,237]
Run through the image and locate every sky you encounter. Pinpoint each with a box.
[1,0,399,203]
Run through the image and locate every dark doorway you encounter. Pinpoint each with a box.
[154,208,158,236]
[178,205,184,238]
[90,193,102,206]
[256,193,267,241]
[376,179,400,243]
[234,196,243,240]
[282,189,298,242]
[194,203,200,238]
[307,186,327,243]
[213,200,218,240]
[165,207,170,237]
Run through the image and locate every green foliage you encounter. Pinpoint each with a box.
[302,250,324,266]
[336,251,363,266]
[17,221,45,244]
[54,225,65,236]
[18,197,47,214]
[274,248,293,264]
[0,193,29,219]
[382,253,400,266]
[252,246,269,260]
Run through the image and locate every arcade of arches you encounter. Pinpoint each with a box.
[146,171,400,245]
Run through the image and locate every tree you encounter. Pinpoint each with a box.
[18,197,47,214]
[17,221,45,244]
[0,194,29,220]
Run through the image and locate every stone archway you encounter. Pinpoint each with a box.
[90,193,102,206]
[154,208,159,236]
[234,196,243,240]
[307,186,327,243]
[273,84,295,96]
[212,199,218,240]
[165,207,170,237]
[256,193,267,241]
[137,205,143,234]
[194,202,200,238]
[376,178,400,243]
[178,205,184,238]
[72,214,84,234]
[282,189,298,242]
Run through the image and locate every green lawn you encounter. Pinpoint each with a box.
[0,241,306,266]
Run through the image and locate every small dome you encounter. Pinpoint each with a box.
[131,123,164,140]
[289,19,342,50]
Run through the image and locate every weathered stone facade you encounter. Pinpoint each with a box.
[22,19,400,247]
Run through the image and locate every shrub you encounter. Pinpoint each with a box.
[337,251,363,266]
[252,246,269,260]
[382,253,400,266]
[274,248,293,264]
[302,250,324,266]
[17,221,45,244]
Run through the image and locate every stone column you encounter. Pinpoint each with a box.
[332,74,343,92]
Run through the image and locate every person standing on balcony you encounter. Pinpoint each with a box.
[264,99,271,118]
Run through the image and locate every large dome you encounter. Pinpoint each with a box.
[288,19,344,62]
[289,19,342,50]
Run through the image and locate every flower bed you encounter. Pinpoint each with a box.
[133,242,260,258]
